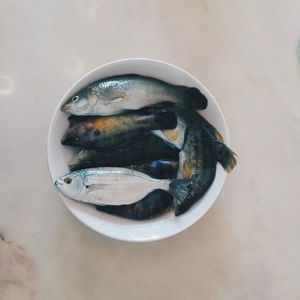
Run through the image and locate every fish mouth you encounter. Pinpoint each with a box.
[61,134,69,145]
[61,103,73,113]
[61,132,78,146]
[55,180,63,186]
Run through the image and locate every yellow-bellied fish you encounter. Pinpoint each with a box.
[61,107,177,149]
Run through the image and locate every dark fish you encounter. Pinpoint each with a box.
[128,159,178,179]
[149,103,237,216]
[96,189,173,220]
[175,115,217,216]
[61,74,207,116]
[61,108,177,149]
[69,135,179,171]
[176,106,237,215]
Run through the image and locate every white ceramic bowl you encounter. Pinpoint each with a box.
[47,58,229,242]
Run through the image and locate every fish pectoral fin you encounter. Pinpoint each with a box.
[106,97,124,104]
[86,184,107,192]
[104,87,126,104]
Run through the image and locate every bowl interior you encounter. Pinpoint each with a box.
[47,58,229,242]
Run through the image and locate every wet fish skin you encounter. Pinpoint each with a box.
[68,135,179,171]
[61,108,177,149]
[96,189,173,220]
[55,167,190,207]
[61,74,207,116]
[128,159,178,179]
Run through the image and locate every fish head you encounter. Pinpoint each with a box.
[68,150,93,171]
[55,172,85,198]
[61,84,115,115]
[61,122,95,147]
[61,85,99,115]
[61,125,82,146]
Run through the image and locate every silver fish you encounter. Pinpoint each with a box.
[61,74,207,116]
[55,167,190,206]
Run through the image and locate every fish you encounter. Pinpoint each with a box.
[55,167,190,206]
[175,116,217,216]
[96,161,178,219]
[61,107,177,149]
[61,74,207,116]
[68,135,179,171]
[128,159,178,179]
[148,103,237,215]
[96,189,173,220]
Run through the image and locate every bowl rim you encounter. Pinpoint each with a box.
[47,57,229,242]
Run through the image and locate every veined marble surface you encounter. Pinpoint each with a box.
[0,0,299,299]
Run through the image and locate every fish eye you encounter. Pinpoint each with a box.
[72,96,79,102]
[64,177,72,184]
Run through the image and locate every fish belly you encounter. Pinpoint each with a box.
[86,174,169,206]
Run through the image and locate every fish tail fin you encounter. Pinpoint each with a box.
[215,143,237,173]
[168,179,191,204]
[154,111,177,130]
[174,198,192,216]
[184,87,208,110]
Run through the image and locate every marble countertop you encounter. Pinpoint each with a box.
[1,0,299,299]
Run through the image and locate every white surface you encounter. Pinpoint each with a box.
[47,58,229,242]
[1,0,300,299]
